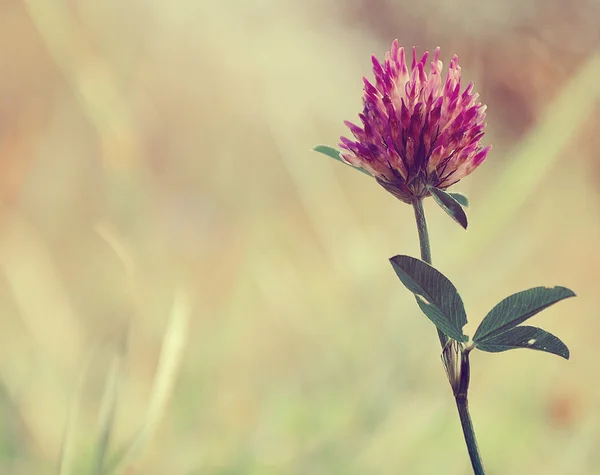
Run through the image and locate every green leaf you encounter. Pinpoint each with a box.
[476,325,570,360]
[473,286,576,343]
[427,186,468,229]
[389,255,468,342]
[447,192,469,207]
[312,145,372,176]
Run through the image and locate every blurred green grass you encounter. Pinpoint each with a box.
[1,0,600,474]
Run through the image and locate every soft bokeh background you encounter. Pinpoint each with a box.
[1,0,599,474]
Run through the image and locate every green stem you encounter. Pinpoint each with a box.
[412,198,485,475]
[412,198,447,348]
[412,196,432,264]
[456,397,484,474]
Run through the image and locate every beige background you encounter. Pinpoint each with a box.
[1,0,599,473]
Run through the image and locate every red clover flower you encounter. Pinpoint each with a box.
[339,40,491,203]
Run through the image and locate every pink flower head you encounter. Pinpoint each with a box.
[339,40,491,203]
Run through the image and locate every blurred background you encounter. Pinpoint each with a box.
[1,0,599,473]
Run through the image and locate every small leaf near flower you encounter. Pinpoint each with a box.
[427,186,469,229]
[475,325,570,360]
[313,144,343,160]
[473,286,576,343]
[389,255,468,342]
[448,192,469,208]
[312,145,372,176]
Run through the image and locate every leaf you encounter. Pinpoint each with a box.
[476,325,570,360]
[427,186,468,229]
[312,145,372,176]
[473,286,576,343]
[312,144,342,160]
[447,192,469,208]
[389,255,468,342]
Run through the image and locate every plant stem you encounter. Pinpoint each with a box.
[456,397,484,474]
[412,198,485,475]
[456,349,485,475]
[412,198,447,348]
[412,196,432,263]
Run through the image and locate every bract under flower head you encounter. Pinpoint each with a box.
[339,40,491,203]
